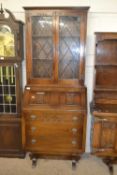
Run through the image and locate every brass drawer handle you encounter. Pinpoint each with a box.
[31,127,37,131]
[31,95,35,99]
[72,116,78,121]
[72,140,77,145]
[30,115,37,120]
[36,92,45,95]
[72,128,78,133]
[31,139,37,144]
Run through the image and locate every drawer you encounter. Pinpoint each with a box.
[25,132,82,152]
[26,122,83,137]
[24,110,84,123]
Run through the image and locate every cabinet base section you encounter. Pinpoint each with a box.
[26,152,81,169]
[0,117,24,158]
[91,153,117,174]
[92,151,117,157]
[29,153,81,160]
[0,151,25,158]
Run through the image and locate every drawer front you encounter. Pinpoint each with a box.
[28,90,85,106]
[26,134,82,152]
[26,122,83,140]
[24,110,84,123]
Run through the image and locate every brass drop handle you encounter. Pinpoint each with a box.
[72,116,78,121]
[31,139,37,144]
[31,127,37,131]
[36,92,45,95]
[72,128,78,133]
[30,115,37,120]
[31,95,35,99]
[72,140,77,145]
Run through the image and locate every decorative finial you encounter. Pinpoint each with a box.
[0,4,4,14]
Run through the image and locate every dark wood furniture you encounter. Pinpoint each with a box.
[22,7,89,166]
[0,8,24,157]
[90,32,117,165]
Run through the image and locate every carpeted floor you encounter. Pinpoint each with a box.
[0,154,116,175]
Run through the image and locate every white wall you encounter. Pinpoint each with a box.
[1,0,117,152]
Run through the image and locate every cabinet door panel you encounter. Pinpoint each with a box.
[31,16,54,79]
[92,116,117,152]
[96,67,117,88]
[96,40,117,65]
[58,16,80,79]
[0,121,22,151]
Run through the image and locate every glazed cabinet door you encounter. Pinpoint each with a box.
[31,16,54,79]
[26,11,55,83]
[91,116,117,154]
[0,63,22,114]
[58,15,82,82]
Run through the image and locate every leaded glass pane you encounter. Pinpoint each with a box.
[59,16,80,79]
[31,16,53,78]
[0,66,17,114]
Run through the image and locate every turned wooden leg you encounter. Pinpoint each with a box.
[103,158,113,175]
[28,153,38,168]
[72,156,81,170]
[32,157,37,168]
[108,164,113,175]
[72,160,77,170]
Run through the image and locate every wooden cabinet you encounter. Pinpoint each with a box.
[0,9,24,157]
[91,33,117,158]
[22,7,89,161]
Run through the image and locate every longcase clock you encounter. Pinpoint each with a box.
[0,7,24,157]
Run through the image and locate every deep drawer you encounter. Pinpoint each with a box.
[25,132,83,152]
[26,122,83,137]
[24,110,84,123]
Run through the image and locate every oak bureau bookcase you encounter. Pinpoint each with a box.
[91,32,117,165]
[0,7,24,157]
[22,7,89,166]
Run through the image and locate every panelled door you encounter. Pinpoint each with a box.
[92,115,117,154]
